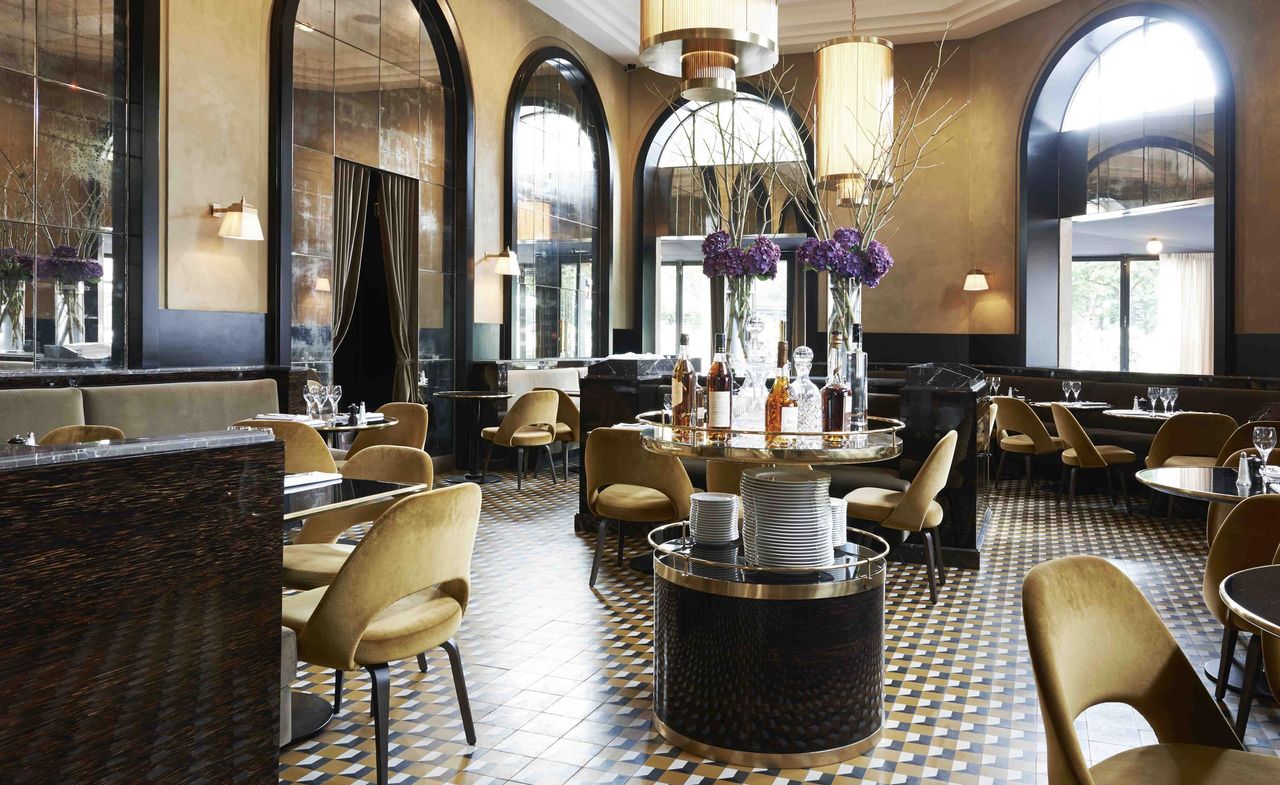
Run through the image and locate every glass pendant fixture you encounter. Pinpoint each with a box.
[815,1,895,206]
[639,0,780,102]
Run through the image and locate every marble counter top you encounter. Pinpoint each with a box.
[0,429,275,471]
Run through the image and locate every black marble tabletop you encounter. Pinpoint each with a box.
[1220,565,1280,637]
[1135,466,1276,503]
[0,429,273,471]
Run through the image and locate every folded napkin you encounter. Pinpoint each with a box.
[284,471,343,489]
[257,413,311,421]
[364,412,386,422]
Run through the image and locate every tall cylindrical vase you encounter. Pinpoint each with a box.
[56,283,84,345]
[829,277,868,430]
[0,282,23,351]
[725,276,754,363]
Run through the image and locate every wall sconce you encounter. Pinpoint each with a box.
[483,248,520,276]
[210,197,264,241]
[315,276,331,292]
[963,269,990,292]
[1145,237,1163,255]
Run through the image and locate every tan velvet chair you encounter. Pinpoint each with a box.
[1201,495,1280,736]
[338,402,429,463]
[585,427,693,587]
[1146,412,1237,520]
[38,424,124,445]
[234,419,337,474]
[480,390,558,490]
[1023,555,1280,785]
[283,446,435,590]
[845,431,957,604]
[993,396,1065,485]
[1214,421,1280,466]
[282,483,482,785]
[533,387,580,483]
[1050,404,1136,515]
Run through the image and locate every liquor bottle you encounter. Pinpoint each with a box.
[705,332,733,444]
[821,332,852,446]
[670,333,698,442]
[847,328,869,431]
[789,345,822,442]
[765,322,798,447]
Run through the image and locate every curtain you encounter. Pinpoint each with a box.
[332,159,373,352]
[378,172,420,402]
[1157,252,1214,373]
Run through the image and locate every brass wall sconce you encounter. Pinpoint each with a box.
[209,197,264,241]
[963,269,990,291]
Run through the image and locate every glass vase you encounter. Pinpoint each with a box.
[725,275,754,363]
[828,276,868,431]
[0,281,23,351]
[56,283,84,345]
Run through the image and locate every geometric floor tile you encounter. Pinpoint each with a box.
[279,470,1280,784]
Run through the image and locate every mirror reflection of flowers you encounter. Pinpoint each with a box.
[0,247,34,350]
[38,245,103,345]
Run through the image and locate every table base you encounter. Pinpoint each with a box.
[654,713,881,769]
[1203,657,1274,698]
[443,473,504,485]
[286,690,334,746]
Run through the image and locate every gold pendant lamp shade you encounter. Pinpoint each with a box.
[640,0,780,102]
[815,34,895,205]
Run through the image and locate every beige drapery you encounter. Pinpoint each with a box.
[378,172,419,402]
[1157,252,1214,374]
[332,160,373,351]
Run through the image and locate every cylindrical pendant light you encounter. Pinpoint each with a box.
[815,30,894,205]
[640,0,780,102]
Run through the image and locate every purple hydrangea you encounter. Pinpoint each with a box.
[798,228,893,287]
[862,240,893,288]
[701,230,731,260]
[832,227,863,251]
[743,236,780,279]
[37,245,103,286]
[702,232,778,280]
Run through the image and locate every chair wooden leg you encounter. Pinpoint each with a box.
[1057,464,1067,507]
[922,531,938,604]
[562,442,571,480]
[1147,486,1157,518]
[481,441,494,482]
[1104,467,1116,505]
[516,447,525,491]
[589,519,607,586]
[333,669,344,714]
[932,528,946,585]
[1235,633,1263,739]
[1215,626,1240,701]
[1024,455,1033,484]
[1067,468,1078,513]
[366,664,391,785]
[417,652,429,673]
[995,450,1006,488]
[441,639,477,745]
[544,445,559,484]
[1118,470,1133,515]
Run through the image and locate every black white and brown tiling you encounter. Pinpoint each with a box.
[279,472,1280,784]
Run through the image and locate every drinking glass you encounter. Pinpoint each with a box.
[1061,381,1071,402]
[1167,387,1179,411]
[303,390,317,419]
[989,376,1002,395]
[1146,386,1159,412]
[1253,426,1277,476]
[316,385,331,419]
[662,394,672,424]
[1159,387,1173,414]
[329,385,343,420]
[1070,381,1082,402]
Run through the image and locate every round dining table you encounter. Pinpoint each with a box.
[313,415,399,448]
[433,390,513,484]
[1134,466,1273,504]
[1221,565,1280,638]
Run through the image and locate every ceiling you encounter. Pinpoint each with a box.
[526,0,1066,63]
[1071,202,1214,257]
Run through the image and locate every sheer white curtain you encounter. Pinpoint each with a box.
[1156,253,1213,373]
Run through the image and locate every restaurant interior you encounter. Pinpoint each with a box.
[3,0,1280,783]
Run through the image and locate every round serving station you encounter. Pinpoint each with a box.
[638,414,904,767]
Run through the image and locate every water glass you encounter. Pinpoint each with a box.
[1167,387,1179,411]
[330,384,343,419]
[303,390,317,419]
[1146,386,1160,412]
[988,375,1001,395]
[1159,387,1172,413]
[1254,426,1277,475]
[662,393,673,424]
[1061,381,1071,402]
[316,385,331,418]
[1070,381,1082,402]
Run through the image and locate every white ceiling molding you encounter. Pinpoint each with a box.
[526,0,1066,63]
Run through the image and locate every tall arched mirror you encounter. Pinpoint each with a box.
[1022,7,1232,374]
[505,49,609,359]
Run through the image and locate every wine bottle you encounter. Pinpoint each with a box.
[766,321,798,447]
[821,332,852,446]
[670,333,698,442]
[705,332,733,444]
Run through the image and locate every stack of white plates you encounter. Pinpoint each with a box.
[689,542,739,581]
[829,497,848,548]
[689,492,739,545]
[741,468,833,568]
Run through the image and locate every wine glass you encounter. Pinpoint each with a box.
[329,384,343,420]
[1146,386,1159,413]
[1061,380,1071,402]
[302,389,317,419]
[1071,381,1082,402]
[988,375,1002,395]
[1159,387,1173,414]
[1253,426,1277,476]
[316,384,330,419]
[662,393,672,425]
[1167,387,1179,412]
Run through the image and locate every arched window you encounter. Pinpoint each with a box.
[1020,7,1231,374]
[0,1,131,368]
[506,50,610,359]
[635,93,808,367]
[274,0,472,455]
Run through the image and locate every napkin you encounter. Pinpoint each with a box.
[284,471,343,489]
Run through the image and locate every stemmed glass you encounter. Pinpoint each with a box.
[1159,387,1172,414]
[988,375,1002,395]
[663,394,673,425]
[1070,381,1082,402]
[316,384,331,419]
[1254,426,1277,477]
[1146,386,1159,413]
[1061,381,1071,402]
[329,384,343,421]
[303,388,318,420]
[1167,387,1179,412]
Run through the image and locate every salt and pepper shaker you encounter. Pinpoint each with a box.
[359,401,367,425]
[1133,395,1141,412]
[347,403,360,427]
[1237,451,1253,490]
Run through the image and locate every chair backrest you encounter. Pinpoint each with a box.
[533,387,581,441]
[1023,556,1242,785]
[585,427,694,522]
[294,445,436,545]
[347,402,429,458]
[993,396,1058,453]
[1147,412,1238,468]
[976,401,998,452]
[1050,404,1105,468]
[884,431,957,531]
[1215,420,1280,465]
[1202,495,1280,626]
[298,483,482,671]
[494,390,559,446]
[38,424,125,445]
[233,419,337,474]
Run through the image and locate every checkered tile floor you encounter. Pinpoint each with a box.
[279,471,1280,784]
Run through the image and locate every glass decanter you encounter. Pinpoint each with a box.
[789,345,822,448]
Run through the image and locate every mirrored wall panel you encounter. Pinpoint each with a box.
[511,57,604,359]
[0,0,128,370]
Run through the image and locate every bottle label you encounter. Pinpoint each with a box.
[708,391,731,428]
[671,381,682,406]
[780,407,798,432]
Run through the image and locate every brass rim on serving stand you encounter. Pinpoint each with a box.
[651,714,883,769]
[636,412,904,464]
